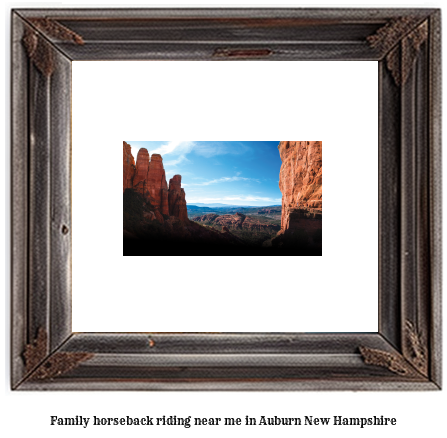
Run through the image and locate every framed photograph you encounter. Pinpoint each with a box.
[11,8,441,390]
[121,140,322,257]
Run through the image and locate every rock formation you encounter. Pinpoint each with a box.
[147,154,169,215]
[193,213,219,223]
[280,208,322,233]
[277,141,322,231]
[123,141,136,192]
[168,175,188,221]
[192,212,281,233]
[132,148,150,196]
[123,143,187,221]
[123,140,321,254]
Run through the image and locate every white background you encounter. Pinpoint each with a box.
[2,1,445,438]
[72,60,378,332]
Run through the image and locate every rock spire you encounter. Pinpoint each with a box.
[123,142,187,220]
[123,141,136,192]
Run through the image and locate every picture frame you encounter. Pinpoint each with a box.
[11,7,441,390]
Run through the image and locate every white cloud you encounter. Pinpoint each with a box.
[128,141,252,168]
[190,176,260,186]
[150,140,195,156]
[129,141,195,167]
[164,155,190,167]
[193,142,252,158]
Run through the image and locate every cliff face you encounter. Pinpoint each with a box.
[122,142,187,221]
[168,175,188,221]
[123,141,136,192]
[147,154,169,215]
[132,148,150,195]
[278,141,322,231]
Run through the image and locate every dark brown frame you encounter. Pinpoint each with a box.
[11,8,441,390]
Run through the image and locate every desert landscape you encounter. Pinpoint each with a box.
[123,141,322,256]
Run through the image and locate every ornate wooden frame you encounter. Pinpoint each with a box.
[11,8,442,390]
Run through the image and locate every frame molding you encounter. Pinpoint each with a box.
[11,8,441,390]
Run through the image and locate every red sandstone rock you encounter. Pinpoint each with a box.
[169,174,182,192]
[154,210,164,224]
[132,148,150,197]
[146,154,167,211]
[241,216,281,232]
[168,175,188,221]
[161,188,169,216]
[278,141,322,230]
[192,213,281,233]
[282,208,322,233]
[217,213,246,228]
[143,211,156,221]
[193,214,219,223]
[123,145,188,222]
[123,141,136,192]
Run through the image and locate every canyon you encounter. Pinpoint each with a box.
[123,142,246,255]
[191,212,281,247]
[192,212,280,233]
[123,140,322,255]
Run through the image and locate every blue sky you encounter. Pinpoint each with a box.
[126,141,282,206]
